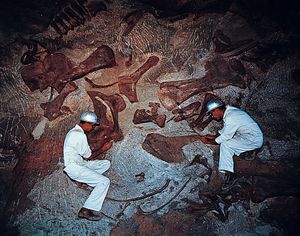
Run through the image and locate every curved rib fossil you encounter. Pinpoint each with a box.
[138,177,192,215]
[106,179,170,202]
[85,77,119,88]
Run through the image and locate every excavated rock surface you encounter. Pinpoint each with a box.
[0,0,299,235]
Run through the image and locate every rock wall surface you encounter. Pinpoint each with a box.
[0,0,299,235]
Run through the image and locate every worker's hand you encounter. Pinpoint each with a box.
[199,136,210,143]
[199,135,218,145]
[100,140,113,153]
[86,156,97,161]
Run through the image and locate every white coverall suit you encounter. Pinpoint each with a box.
[215,105,263,173]
[63,124,110,211]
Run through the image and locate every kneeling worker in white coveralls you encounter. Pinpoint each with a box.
[199,99,263,184]
[63,111,111,221]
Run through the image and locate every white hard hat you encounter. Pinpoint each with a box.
[206,99,225,113]
[80,111,100,125]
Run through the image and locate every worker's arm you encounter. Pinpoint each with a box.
[88,139,113,160]
[87,127,114,160]
[199,134,219,145]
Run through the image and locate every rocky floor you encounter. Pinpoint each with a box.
[0,0,299,235]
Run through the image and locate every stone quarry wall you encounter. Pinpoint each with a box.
[0,0,299,235]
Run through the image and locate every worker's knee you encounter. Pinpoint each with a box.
[220,141,236,155]
[102,176,110,186]
[220,141,230,150]
[102,160,111,169]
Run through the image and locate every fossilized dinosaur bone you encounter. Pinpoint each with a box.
[133,110,166,128]
[189,93,219,129]
[158,57,247,111]
[118,56,159,103]
[40,82,78,121]
[121,10,145,37]
[185,154,210,169]
[87,91,126,148]
[21,45,116,93]
[142,133,200,163]
[85,77,118,88]
[57,45,116,89]
[138,177,191,215]
[17,36,69,65]
[170,101,201,122]
[213,29,256,55]
[191,159,299,223]
[133,102,166,128]
[21,53,74,92]
[107,179,171,202]
[182,197,228,222]
[50,0,108,36]
[197,156,299,208]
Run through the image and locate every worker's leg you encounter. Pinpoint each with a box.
[219,141,235,173]
[86,159,110,175]
[78,167,110,211]
[219,136,263,173]
[64,164,110,211]
[83,175,110,211]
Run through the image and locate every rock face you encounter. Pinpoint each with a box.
[0,0,299,235]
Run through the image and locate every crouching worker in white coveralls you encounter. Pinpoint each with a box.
[199,99,263,186]
[63,111,111,221]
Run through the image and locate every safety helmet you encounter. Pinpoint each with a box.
[80,111,100,125]
[206,99,225,113]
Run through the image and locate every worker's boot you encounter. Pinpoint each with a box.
[221,171,237,190]
[78,207,102,221]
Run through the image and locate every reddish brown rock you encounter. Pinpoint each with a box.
[133,102,166,128]
[158,57,247,111]
[87,91,126,151]
[133,109,166,128]
[11,134,64,214]
[40,82,78,121]
[135,214,163,236]
[21,53,74,92]
[189,93,220,129]
[21,45,116,93]
[171,101,202,122]
[118,56,159,103]
[142,133,200,163]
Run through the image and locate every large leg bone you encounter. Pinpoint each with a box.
[118,56,159,103]
[87,91,126,150]
[56,45,116,91]
[158,57,246,110]
[40,82,78,121]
